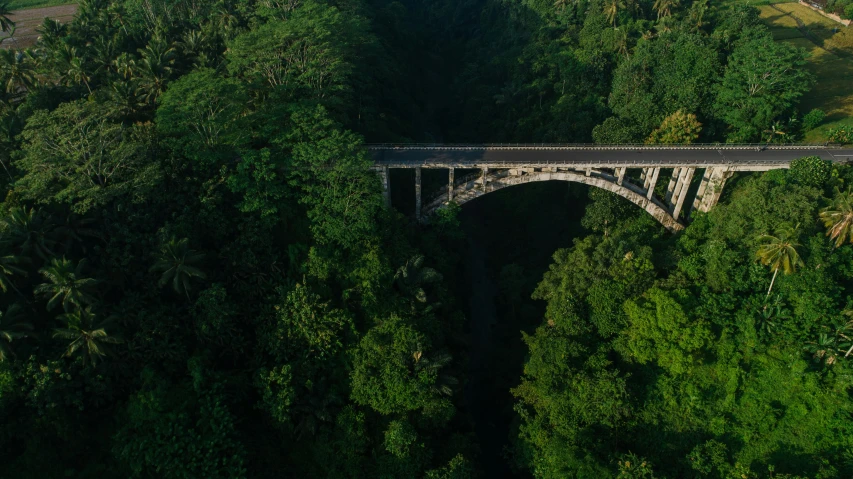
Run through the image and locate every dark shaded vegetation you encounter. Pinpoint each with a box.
[0,0,851,478]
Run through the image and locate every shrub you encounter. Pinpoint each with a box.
[646,110,703,145]
[384,420,417,458]
[789,155,832,187]
[828,125,853,144]
[801,109,826,131]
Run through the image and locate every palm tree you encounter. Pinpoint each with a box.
[54,44,92,94]
[0,303,32,361]
[805,321,853,366]
[553,0,574,12]
[1,207,56,261]
[0,249,26,295]
[136,34,176,103]
[108,78,146,117]
[90,36,118,77]
[757,294,790,338]
[64,56,92,94]
[394,255,443,303]
[653,0,678,19]
[150,237,207,299]
[604,0,625,26]
[0,2,15,35]
[613,28,630,59]
[688,0,708,31]
[106,3,130,36]
[112,52,136,81]
[756,224,804,297]
[0,49,36,95]
[213,2,241,40]
[0,110,18,181]
[36,18,68,49]
[179,28,214,68]
[805,331,841,366]
[34,258,98,311]
[53,307,120,366]
[763,121,788,144]
[413,347,458,397]
[820,188,853,248]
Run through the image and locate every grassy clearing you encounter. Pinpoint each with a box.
[773,3,853,44]
[6,0,75,10]
[1,4,76,49]
[719,0,795,7]
[759,4,853,141]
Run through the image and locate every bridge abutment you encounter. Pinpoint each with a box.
[693,167,733,213]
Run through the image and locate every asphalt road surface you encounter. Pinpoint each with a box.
[369,146,853,168]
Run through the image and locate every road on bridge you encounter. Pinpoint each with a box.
[369,145,853,170]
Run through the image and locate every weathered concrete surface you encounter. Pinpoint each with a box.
[425,169,684,232]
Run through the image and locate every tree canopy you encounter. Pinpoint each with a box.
[0,0,846,477]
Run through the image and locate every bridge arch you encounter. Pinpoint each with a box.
[423,169,684,232]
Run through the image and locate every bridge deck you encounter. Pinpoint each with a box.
[369,145,853,171]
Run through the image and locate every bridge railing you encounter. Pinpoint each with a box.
[374,159,813,168]
[365,143,838,150]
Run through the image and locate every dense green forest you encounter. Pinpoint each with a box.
[1,0,853,477]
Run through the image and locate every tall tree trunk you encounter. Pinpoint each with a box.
[766,267,779,298]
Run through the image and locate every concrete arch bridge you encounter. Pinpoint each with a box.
[370,144,853,232]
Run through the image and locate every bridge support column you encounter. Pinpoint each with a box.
[671,167,696,221]
[616,167,626,186]
[448,168,454,202]
[693,167,733,213]
[379,166,390,208]
[415,167,422,219]
[665,168,682,204]
[645,167,661,200]
[480,167,489,191]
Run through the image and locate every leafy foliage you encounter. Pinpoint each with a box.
[714,33,812,142]
[16,101,159,213]
[0,0,844,477]
[828,125,853,144]
[801,108,826,132]
[113,366,248,479]
[789,156,832,187]
[514,169,853,477]
[646,110,702,145]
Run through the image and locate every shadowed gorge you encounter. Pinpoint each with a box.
[459,182,588,477]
